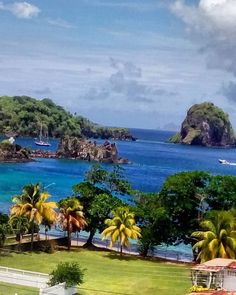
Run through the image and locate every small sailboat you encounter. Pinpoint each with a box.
[34,123,51,147]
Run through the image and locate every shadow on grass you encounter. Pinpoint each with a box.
[104,251,180,264]
[105,252,143,261]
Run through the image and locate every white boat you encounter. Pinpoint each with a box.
[34,123,51,147]
[35,140,51,147]
[218,159,230,165]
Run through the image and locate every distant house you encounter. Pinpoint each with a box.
[190,258,236,293]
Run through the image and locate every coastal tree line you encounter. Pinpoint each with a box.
[0,96,132,140]
[1,165,236,262]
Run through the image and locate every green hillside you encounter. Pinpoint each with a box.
[0,96,133,140]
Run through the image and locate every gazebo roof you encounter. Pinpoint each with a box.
[188,291,236,295]
[192,259,236,272]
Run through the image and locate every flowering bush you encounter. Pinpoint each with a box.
[188,285,214,292]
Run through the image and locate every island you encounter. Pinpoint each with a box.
[169,102,236,147]
[0,96,135,141]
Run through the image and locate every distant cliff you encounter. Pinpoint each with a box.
[170,102,236,147]
[0,96,135,141]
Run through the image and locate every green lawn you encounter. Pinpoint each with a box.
[0,249,191,295]
[0,282,38,295]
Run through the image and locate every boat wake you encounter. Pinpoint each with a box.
[219,159,236,165]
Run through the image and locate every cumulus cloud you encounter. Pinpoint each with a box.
[109,57,142,78]
[170,0,236,77]
[170,0,236,105]
[0,1,40,19]
[82,58,176,104]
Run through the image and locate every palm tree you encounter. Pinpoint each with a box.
[9,215,29,247]
[191,211,236,263]
[58,197,86,250]
[102,207,141,255]
[10,183,57,250]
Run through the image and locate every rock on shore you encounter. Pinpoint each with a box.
[57,136,129,164]
[0,137,129,164]
[0,141,31,163]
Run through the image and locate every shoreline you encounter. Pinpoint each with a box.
[39,232,193,263]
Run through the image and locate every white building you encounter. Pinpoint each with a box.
[191,258,236,292]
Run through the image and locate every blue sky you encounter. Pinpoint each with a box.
[1,0,236,129]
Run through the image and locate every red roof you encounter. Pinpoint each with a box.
[192,259,236,272]
[229,262,236,269]
[188,291,236,295]
[213,292,236,295]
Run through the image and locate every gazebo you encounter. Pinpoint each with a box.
[191,258,236,291]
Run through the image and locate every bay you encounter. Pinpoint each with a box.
[1,128,236,261]
[1,128,236,213]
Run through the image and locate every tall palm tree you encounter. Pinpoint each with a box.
[191,211,236,263]
[102,207,141,255]
[11,183,57,250]
[58,197,86,250]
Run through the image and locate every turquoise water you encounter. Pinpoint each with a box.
[2,128,236,260]
[1,128,236,213]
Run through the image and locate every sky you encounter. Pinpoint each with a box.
[1,0,236,130]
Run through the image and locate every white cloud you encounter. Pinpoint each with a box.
[172,0,236,33]
[170,0,236,78]
[47,18,76,29]
[0,1,40,19]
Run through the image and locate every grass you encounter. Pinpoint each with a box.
[0,282,38,295]
[0,248,191,295]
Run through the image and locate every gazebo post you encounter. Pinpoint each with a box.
[207,272,212,288]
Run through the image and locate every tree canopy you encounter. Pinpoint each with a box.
[191,211,236,263]
[0,96,133,139]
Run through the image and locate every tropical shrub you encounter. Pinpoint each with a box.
[48,262,85,288]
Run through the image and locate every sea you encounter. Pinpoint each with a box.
[1,128,236,261]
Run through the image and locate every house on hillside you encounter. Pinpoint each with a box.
[190,258,236,292]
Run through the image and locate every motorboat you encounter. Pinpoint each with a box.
[218,159,230,165]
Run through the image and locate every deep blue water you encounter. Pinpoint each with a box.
[1,128,236,214]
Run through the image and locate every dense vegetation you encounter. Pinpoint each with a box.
[170,102,235,146]
[0,96,133,139]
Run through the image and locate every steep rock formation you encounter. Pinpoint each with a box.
[0,142,31,162]
[56,137,129,164]
[170,102,236,147]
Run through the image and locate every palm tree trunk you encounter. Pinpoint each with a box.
[120,244,123,256]
[67,229,71,250]
[67,217,71,250]
[30,222,34,251]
